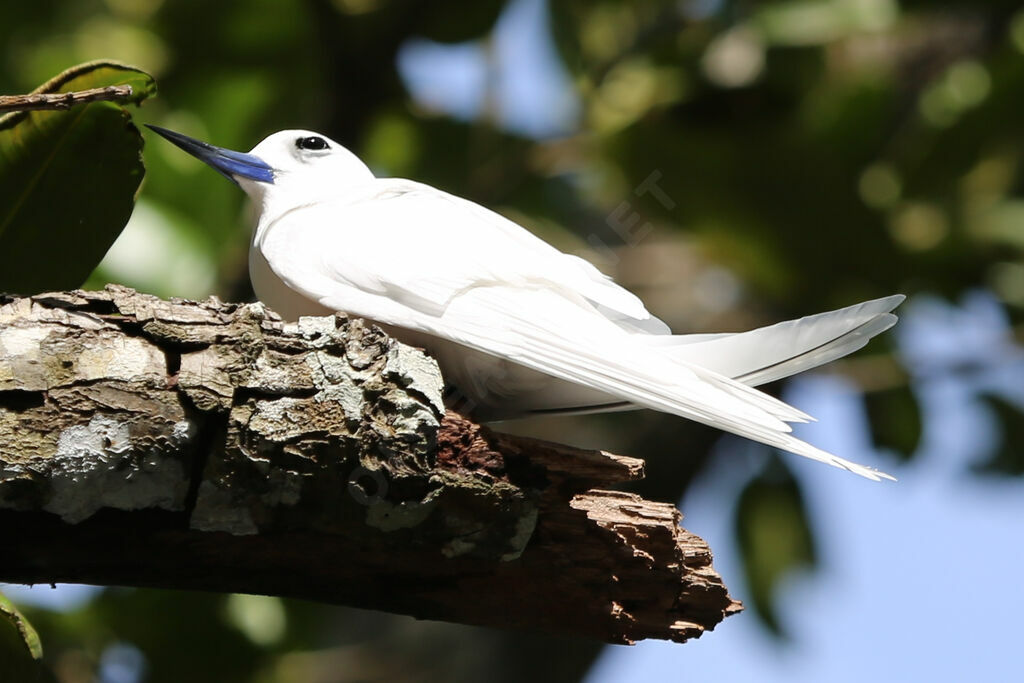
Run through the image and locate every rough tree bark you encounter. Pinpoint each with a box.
[0,286,740,645]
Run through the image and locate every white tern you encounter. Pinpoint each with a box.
[148,125,902,481]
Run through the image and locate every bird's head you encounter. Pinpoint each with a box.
[146,126,375,203]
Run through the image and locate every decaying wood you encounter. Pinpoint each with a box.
[0,286,740,644]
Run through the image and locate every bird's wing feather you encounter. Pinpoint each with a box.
[479,299,901,417]
[645,295,904,386]
[259,181,892,480]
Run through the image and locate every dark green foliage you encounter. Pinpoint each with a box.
[735,457,817,635]
[0,61,155,294]
[865,385,923,460]
[976,393,1024,475]
[0,593,52,683]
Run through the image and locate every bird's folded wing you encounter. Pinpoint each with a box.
[311,181,665,326]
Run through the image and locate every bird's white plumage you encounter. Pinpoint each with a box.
[225,129,901,481]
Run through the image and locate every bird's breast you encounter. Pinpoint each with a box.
[249,245,334,319]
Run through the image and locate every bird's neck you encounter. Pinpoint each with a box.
[248,170,377,248]
[249,189,294,248]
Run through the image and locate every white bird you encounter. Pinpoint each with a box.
[147,125,902,481]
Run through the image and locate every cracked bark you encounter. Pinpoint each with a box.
[0,286,740,645]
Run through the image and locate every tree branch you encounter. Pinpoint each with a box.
[0,85,134,113]
[0,286,740,644]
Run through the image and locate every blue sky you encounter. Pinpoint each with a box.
[397,0,579,138]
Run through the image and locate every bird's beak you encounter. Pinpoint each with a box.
[145,125,275,185]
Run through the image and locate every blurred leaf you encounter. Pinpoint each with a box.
[863,385,922,461]
[0,594,42,659]
[414,0,506,43]
[0,593,53,682]
[735,457,817,635]
[975,394,1024,476]
[92,589,264,683]
[0,60,155,295]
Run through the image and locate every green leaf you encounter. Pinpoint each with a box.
[975,394,1024,476]
[0,592,54,682]
[864,385,922,461]
[735,457,817,636]
[0,60,156,295]
[0,593,42,660]
[413,0,505,43]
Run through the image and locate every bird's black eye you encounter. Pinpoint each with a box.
[296,136,330,151]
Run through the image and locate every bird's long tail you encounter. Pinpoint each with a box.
[645,295,904,387]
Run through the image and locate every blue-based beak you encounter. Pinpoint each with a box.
[146,125,275,185]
